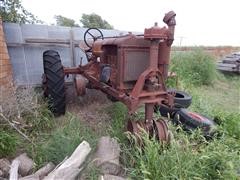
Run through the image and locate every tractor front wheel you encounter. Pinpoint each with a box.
[43,50,66,116]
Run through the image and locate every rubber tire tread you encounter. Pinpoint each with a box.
[43,50,66,116]
[173,90,192,108]
[155,90,192,118]
[173,108,215,134]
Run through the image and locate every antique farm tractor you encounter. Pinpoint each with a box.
[42,11,177,142]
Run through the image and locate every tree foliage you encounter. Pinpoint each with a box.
[0,0,41,23]
[54,15,79,27]
[80,13,113,29]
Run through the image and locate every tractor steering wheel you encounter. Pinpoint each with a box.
[83,28,104,51]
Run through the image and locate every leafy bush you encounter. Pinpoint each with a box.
[171,49,216,86]
[0,130,18,157]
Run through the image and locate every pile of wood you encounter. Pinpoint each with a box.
[217,52,240,74]
[0,137,126,180]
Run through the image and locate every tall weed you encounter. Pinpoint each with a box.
[171,49,216,86]
[32,113,97,167]
[127,129,240,179]
[0,130,19,157]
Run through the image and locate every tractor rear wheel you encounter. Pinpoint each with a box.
[43,50,66,116]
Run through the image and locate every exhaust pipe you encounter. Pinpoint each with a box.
[163,11,176,46]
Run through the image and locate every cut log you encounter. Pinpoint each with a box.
[100,174,127,180]
[0,169,3,177]
[0,158,11,178]
[19,162,55,180]
[43,141,91,180]
[16,153,34,176]
[94,136,123,176]
[9,159,20,180]
[19,174,39,180]
[34,162,55,179]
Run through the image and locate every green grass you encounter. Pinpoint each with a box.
[108,49,240,179]
[0,129,19,157]
[107,102,128,142]
[126,130,240,179]
[30,113,98,168]
[108,102,240,179]
[170,49,216,87]
[1,48,239,179]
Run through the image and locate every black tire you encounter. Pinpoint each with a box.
[158,105,179,118]
[168,89,192,108]
[173,108,216,136]
[155,89,192,118]
[43,50,66,116]
[107,94,118,102]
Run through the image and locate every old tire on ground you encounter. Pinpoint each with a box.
[157,105,179,118]
[173,90,192,108]
[173,108,216,136]
[155,89,192,118]
[107,95,118,102]
[43,50,66,116]
[168,89,192,108]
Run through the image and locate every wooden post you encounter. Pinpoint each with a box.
[70,29,76,67]
[0,18,14,98]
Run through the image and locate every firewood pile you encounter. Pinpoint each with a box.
[0,137,127,180]
[217,52,240,74]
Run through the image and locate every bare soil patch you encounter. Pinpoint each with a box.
[65,84,113,134]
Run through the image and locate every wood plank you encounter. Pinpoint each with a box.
[25,38,82,45]
[25,38,70,44]
[217,66,237,72]
[7,42,70,48]
[69,29,76,66]
[217,63,237,68]
[222,59,240,64]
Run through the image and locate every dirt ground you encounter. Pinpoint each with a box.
[65,84,113,133]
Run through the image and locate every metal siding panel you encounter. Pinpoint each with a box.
[72,27,87,40]
[21,24,48,39]
[8,47,28,85]
[3,23,23,43]
[4,23,131,86]
[47,26,70,39]
[74,47,88,65]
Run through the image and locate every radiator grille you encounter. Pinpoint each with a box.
[124,51,149,81]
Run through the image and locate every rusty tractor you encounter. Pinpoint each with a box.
[42,11,177,142]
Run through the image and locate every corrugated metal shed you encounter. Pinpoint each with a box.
[3,23,127,86]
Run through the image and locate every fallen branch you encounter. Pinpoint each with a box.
[100,174,126,180]
[0,113,34,145]
[19,162,55,180]
[9,159,20,180]
[43,141,91,180]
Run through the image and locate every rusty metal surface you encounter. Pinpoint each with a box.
[124,50,149,81]
[74,75,87,96]
[60,11,176,143]
[127,117,171,143]
[153,119,170,142]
